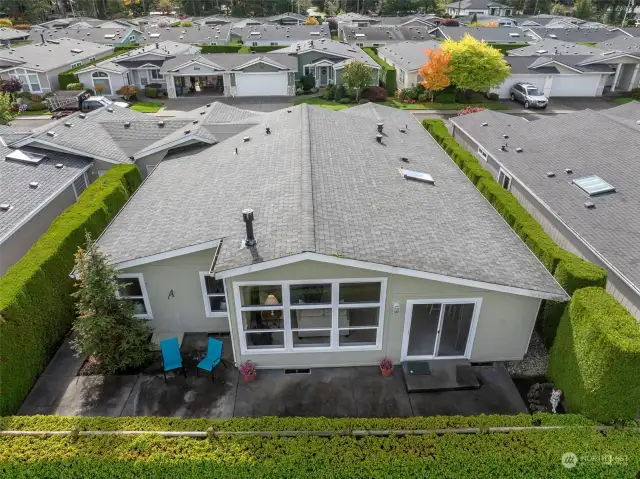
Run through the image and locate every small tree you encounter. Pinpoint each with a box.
[71,233,152,374]
[158,0,174,15]
[304,16,319,25]
[0,18,12,27]
[550,2,567,15]
[419,48,452,101]
[300,75,315,92]
[572,0,594,20]
[1,77,23,99]
[117,85,137,101]
[341,60,374,102]
[0,92,17,125]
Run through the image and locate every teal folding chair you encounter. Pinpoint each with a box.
[196,337,228,383]
[160,337,186,382]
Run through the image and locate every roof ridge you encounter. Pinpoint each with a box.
[299,103,316,254]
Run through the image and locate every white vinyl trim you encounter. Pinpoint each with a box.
[11,137,123,164]
[116,272,153,319]
[133,133,216,160]
[400,298,482,361]
[113,240,219,270]
[199,271,228,318]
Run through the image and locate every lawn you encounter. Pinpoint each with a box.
[130,101,164,113]
[294,97,511,111]
[615,97,634,105]
[17,109,51,116]
[294,97,350,110]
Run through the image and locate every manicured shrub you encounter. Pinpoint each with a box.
[322,84,336,100]
[487,92,499,101]
[300,75,315,92]
[458,106,486,116]
[25,101,48,111]
[0,18,13,27]
[339,97,351,104]
[434,91,456,103]
[145,87,157,98]
[362,47,396,96]
[631,88,640,100]
[549,287,640,422]
[0,165,141,415]
[439,18,460,26]
[361,85,387,102]
[181,21,192,27]
[199,44,242,53]
[59,72,79,90]
[333,84,346,101]
[65,82,84,90]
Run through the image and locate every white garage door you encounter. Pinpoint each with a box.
[493,76,547,99]
[550,75,600,97]
[235,73,289,96]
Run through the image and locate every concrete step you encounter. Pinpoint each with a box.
[402,359,480,393]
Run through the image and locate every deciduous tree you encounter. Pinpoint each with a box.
[341,60,374,102]
[304,16,319,24]
[573,0,595,19]
[0,92,17,125]
[418,48,452,101]
[441,34,511,93]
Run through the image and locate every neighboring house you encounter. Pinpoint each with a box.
[265,12,307,25]
[137,25,232,45]
[276,39,380,88]
[28,27,142,47]
[160,53,298,97]
[127,16,182,29]
[378,40,442,89]
[195,16,236,26]
[0,38,114,93]
[445,0,514,17]
[334,13,379,27]
[431,26,527,43]
[230,24,330,46]
[451,104,640,319]
[0,28,30,45]
[507,38,601,56]
[518,15,606,29]
[95,103,567,367]
[458,14,518,26]
[339,25,433,47]
[376,15,439,28]
[0,145,93,276]
[522,27,623,43]
[76,41,200,96]
[33,17,114,30]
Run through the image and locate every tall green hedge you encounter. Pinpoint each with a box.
[363,47,397,96]
[199,44,242,53]
[0,165,141,416]
[114,43,140,53]
[422,119,607,346]
[248,45,287,52]
[549,287,640,422]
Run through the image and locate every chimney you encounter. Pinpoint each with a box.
[242,209,256,246]
[155,42,159,49]
[377,122,384,133]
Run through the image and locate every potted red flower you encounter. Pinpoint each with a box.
[380,359,393,377]
[240,361,257,382]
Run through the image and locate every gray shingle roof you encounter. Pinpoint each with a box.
[340,25,434,43]
[97,103,566,298]
[525,27,622,43]
[507,38,601,56]
[276,39,379,68]
[161,53,298,73]
[379,40,446,71]
[595,34,640,54]
[0,125,33,144]
[138,25,231,44]
[444,0,510,9]
[505,55,614,74]
[0,28,30,41]
[231,24,331,42]
[0,146,90,240]
[451,107,640,295]
[29,27,140,44]
[438,26,528,43]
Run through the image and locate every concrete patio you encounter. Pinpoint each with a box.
[19,333,527,418]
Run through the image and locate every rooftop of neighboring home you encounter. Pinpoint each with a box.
[276,39,380,68]
[504,54,614,73]
[0,38,113,72]
[28,27,141,45]
[595,34,640,53]
[333,12,377,24]
[451,103,640,295]
[517,14,605,28]
[96,103,567,300]
[378,40,442,72]
[137,24,232,44]
[435,25,528,43]
[373,14,439,27]
[0,146,90,241]
[264,12,307,23]
[161,53,299,74]
[340,25,433,43]
[231,24,330,42]
[0,125,33,144]
[444,0,511,9]
[127,15,182,27]
[0,27,30,41]
[507,38,603,56]
[618,27,640,37]
[195,15,236,25]
[523,27,624,43]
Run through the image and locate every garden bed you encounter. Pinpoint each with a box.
[294,97,511,111]
[17,109,51,116]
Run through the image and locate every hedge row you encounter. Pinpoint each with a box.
[0,165,142,416]
[422,119,607,346]
[199,44,242,53]
[489,43,529,54]
[0,413,598,432]
[549,288,640,423]
[114,43,140,53]
[363,47,397,96]
[1,428,638,477]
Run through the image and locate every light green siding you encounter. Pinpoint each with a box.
[241,63,282,73]
[296,51,344,79]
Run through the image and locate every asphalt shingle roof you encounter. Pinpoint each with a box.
[451,107,640,295]
[595,34,640,54]
[231,24,331,42]
[161,53,298,72]
[138,25,231,44]
[29,27,140,45]
[379,40,445,71]
[276,39,379,68]
[507,38,601,56]
[97,103,566,299]
[0,27,30,41]
[0,38,113,71]
[438,26,526,43]
[525,27,622,43]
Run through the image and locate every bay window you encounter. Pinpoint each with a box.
[234,279,386,354]
[116,273,152,319]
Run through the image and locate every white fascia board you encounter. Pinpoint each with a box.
[13,137,124,165]
[112,240,220,270]
[133,133,215,160]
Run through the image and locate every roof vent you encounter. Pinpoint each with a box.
[482,122,488,126]
[399,128,406,133]
[546,171,556,177]
[70,48,83,53]
[64,121,73,127]
[502,134,509,139]
[0,204,10,211]
[376,134,383,143]
[401,157,409,163]
[377,122,384,133]
[565,168,573,174]
[242,208,257,246]
[287,109,292,113]
[265,127,271,134]
[107,107,113,112]
[124,121,131,128]
[199,111,206,115]
[79,113,86,119]
[184,129,191,134]
[192,120,198,124]
[29,181,39,188]
[401,167,435,184]
[243,136,250,142]
[515,147,523,152]
[46,131,56,137]
[584,201,596,209]
[206,103,211,107]
[158,120,164,127]
[55,163,64,169]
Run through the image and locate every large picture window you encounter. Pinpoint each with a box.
[234,279,386,354]
[116,273,152,319]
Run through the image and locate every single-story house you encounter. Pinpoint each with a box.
[376,15,439,28]
[0,38,114,93]
[339,25,433,47]
[195,16,237,26]
[378,40,442,89]
[0,27,30,45]
[333,13,379,27]
[28,27,143,47]
[0,145,92,275]
[127,16,182,29]
[265,12,307,25]
[76,41,200,96]
[33,16,132,30]
[430,25,528,44]
[450,103,640,319]
[95,103,567,368]
[444,0,514,17]
[522,27,624,44]
[458,14,518,26]
[518,15,606,29]
[137,24,232,46]
[230,24,330,46]
[276,39,380,88]
[160,53,298,97]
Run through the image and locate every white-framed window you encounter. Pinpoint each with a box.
[399,68,405,82]
[72,172,88,199]
[200,272,228,318]
[116,273,153,319]
[303,65,312,76]
[12,68,41,93]
[70,61,82,68]
[129,36,135,41]
[270,42,278,45]
[233,278,386,354]
[88,56,95,62]
[150,69,163,80]
[252,41,258,46]
[92,71,112,95]
[478,146,488,161]
[498,169,512,190]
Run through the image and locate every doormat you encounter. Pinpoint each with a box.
[406,361,431,375]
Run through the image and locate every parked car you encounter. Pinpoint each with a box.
[47,91,129,119]
[509,83,548,109]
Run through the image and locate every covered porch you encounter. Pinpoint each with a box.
[304,60,336,88]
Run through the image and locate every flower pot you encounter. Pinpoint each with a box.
[381,367,393,377]
[243,373,256,382]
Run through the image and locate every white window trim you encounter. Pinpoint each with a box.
[401,298,482,361]
[70,62,82,68]
[478,146,488,161]
[71,171,89,200]
[233,278,387,355]
[116,273,153,319]
[199,272,228,318]
[498,168,512,191]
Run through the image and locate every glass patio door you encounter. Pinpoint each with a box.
[402,300,479,360]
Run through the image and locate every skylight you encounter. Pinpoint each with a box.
[149,33,161,38]
[5,149,47,164]
[400,168,435,184]
[572,175,615,196]
[70,48,83,53]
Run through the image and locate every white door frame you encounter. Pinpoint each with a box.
[400,298,482,361]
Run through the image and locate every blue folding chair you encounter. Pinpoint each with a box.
[197,337,228,383]
[160,337,186,382]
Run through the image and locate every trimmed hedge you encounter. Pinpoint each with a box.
[0,426,638,477]
[490,43,529,54]
[58,50,131,89]
[422,119,607,346]
[114,43,140,53]
[549,287,640,422]
[363,47,397,96]
[0,165,141,416]
[199,44,242,53]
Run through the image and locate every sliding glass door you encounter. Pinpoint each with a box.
[402,299,480,360]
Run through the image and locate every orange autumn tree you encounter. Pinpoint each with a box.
[418,48,452,102]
